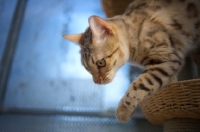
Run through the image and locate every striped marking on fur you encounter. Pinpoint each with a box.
[170,60,182,66]
[153,68,170,77]
[143,67,170,77]
[125,101,130,105]
[139,83,150,91]
[187,3,198,18]
[170,19,182,30]
[107,47,119,58]
[150,73,163,87]
[145,76,154,85]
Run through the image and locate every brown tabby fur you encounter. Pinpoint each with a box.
[63,0,200,122]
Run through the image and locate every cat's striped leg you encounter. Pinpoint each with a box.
[116,60,183,122]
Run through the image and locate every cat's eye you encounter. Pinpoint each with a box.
[96,59,106,67]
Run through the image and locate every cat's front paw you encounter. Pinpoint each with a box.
[115,99,135,123]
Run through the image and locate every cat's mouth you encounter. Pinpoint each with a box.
[93,75,113,84]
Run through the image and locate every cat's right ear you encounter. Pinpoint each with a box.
[89,16,114,41]
[63,34,83,46]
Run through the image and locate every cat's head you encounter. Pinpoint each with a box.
[63,16,128,84]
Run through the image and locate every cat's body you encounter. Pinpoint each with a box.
[63,0,200,122]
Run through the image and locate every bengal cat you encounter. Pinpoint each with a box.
[63,0,200,122]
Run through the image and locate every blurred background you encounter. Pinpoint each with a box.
[0,0,162,131]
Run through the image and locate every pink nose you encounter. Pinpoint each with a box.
[94,77,102,84]
[94,80,101,84]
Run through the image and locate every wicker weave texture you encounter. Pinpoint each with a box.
[140,79,200,125]
[101,0,132,17]
[163,119,200,132]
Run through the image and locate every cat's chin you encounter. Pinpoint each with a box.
[102,78,113,84]
[93,77,113,85]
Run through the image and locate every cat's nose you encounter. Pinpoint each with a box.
[94,80,101,84]
[94,77,102,84]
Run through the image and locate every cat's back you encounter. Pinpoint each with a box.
[123,0,200,51]
[125,0,200,21]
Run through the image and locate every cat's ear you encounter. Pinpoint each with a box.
[89,16,114,40]
[63,34,83,46]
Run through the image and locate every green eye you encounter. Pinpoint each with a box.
[96,59,106,67]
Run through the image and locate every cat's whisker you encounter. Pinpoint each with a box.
[114,75,133,79]
[111,80,123,89]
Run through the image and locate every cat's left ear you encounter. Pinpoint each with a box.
[63,34,83,46]
[89,16,114,40]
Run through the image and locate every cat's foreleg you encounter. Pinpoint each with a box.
[116,61,182,122]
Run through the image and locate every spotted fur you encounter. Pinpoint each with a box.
[63,0,200,123]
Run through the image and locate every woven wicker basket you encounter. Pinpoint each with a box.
[101,0,132,17]
[139,79,200,125]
